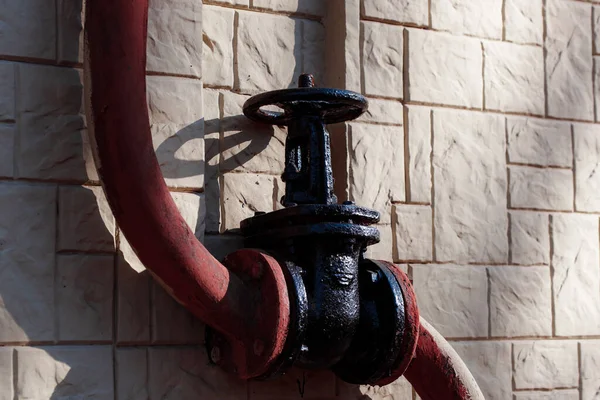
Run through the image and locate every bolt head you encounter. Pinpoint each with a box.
[210,346,221,363]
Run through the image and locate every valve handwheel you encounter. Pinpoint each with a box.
[243,74,368,126]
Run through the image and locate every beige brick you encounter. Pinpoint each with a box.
[406,105,431,203]
[117,255,151,344]
[357,98,404,125]
[349,124,404,223]
[236,11,301,93]
[451,342,511,400]
[0,62,15,121]
[17,64,87,181]
[0,125,15,178]
[203,6,234,87]
[147,0,202,77]
[484,42,544,115]
[116,348,149,400]
[433,109,508,263]
[393,204,432,262]
[513,341,578,389]
[222,173,275,231]
[546,0,594,120]
[250,368,335,399]
[58,186,115,252]
[0,348,13,400]
[203,234,244,261]
[148,347,246,398]
[408,29,482,108]
[514,391,579,400]
[57,255,113,341]
[574,124,600,212]
[0,0,56,59]
[505,0,543,45]
[489,266,552,337]
[581,340,600,400]
[361,21,403,98]
[552,214,600,336]
[57,0,85,64]
[431,0,502,39]
[301,20,326,80]
[595,6,600,54]
[221,91,285,175]
[510,211,549,265]
[203,89,221,233]
[412,265,488,338]
[253,0,325,15]
[509,166,573,211]
[362,0,428,26]
[210,0,248,5]
[17,346,113,399]
[147,76,204,189]
[338,376,413,399]
[0,183,56,342]
[365,224,393,261]
[507,117,572,168]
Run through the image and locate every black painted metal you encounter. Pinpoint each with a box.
[229,74,408,383]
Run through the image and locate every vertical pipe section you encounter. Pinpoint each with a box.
[404,318,485,400]
[83,0,248,339]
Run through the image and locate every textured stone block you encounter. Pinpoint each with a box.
[0,348,12,400]
[221,91,285,175]
[433,109,508,263]
[451,341,511,400]
[0,62,15,121]
[393,204,432,262]
[116,348,149,400]
[510,211,549,265]
[250,368,335,399]
[57,0,85,63]
[489,266,552,337]
[203,234,244,261]
[349,123,404,223]
[509,166,573,211]
[117,255,151,344]
[595,6,600,54]
[17,64,87,181]
[151,280,204,344]
[484,42,544,115]
[147,0,202,77]
[361,21,403,98]
[582,341,600,400]
[0,124,15,178]
[505,0,543,45]
[552,214,600,336]
[412,265,488,338]
[365,224,393,261]
[513,341,578,389]
[507,117,572,168]
[408,29,482,107]
[362,0,428,26]
[148,347,246,399]
[357,98,404,125]
[546,0,594,120]
[0,0,56,59]
[236,11,301,93]
[338,376,413,399]
[57,255,113,341]
[574,124,600,212]
[204,89,221,233]
[302,20,326,80]
[0,183,56,342]
[203,6,234,87]
[58,186,115,252]
[253,0,325,15]
[514,391,579,400]
[431,0,502,39]
[210,0,248,5]
[222,173,274,231]
[147,76,204,189]
[406,105,431,203]
[17,346,113,399]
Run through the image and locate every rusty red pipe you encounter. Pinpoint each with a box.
[83,0,289,379]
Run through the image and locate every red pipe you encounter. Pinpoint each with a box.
[83,0,289,378]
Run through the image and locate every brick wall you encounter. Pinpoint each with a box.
[1,0,599,399]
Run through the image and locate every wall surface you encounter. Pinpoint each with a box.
[0,0,599,399]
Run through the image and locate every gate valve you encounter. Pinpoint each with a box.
[206,74,419,385]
